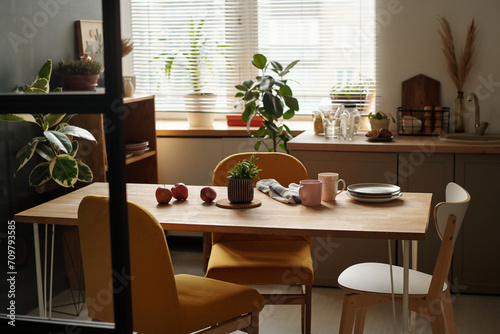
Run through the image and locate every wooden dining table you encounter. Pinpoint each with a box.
[15,182,433,332]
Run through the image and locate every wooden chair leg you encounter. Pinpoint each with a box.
[303,284,312,334]
[202,232,211,272]
[353,307,367,334]
[442,290,457,334]
[249,311,259,334]
[339,293,357,334]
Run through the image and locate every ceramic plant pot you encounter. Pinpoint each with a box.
[369,118,390,130]
[63,75,99,91]
[227,178,254,204]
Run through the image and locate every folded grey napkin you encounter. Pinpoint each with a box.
[256,179,301,204]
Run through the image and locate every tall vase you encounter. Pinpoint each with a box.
[454,91,465,133]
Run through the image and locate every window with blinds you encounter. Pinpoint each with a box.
[130,0,375,114]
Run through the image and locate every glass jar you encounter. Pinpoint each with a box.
[313,110,324,134]
[341,105,355,140]
[345,105,362,135]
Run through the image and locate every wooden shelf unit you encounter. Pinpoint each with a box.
[72,95,158,184]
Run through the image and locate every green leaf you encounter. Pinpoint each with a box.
[254,140,262,151]
[281,60,300,76]
[76,159,93,182]
[252,54,267,69]
[35,143,55,161]
[51,87,63,93]
[0,114,37,123]
[44,114,66,129]
[283,95,299,111]
[283,109,295,120]
[29,162,51,187]
[258,76,275,91]
[49,154,78,188]
[44,130,72,154]
[15,140,39,175]
[42,122,49,132]
[61,114,76,124]
[280,85,293,97]
[263,120,279,133]
[58,125,96,141]
[270,60,283,72]
[235,92,244,98]
[235,84,249,91]
[70,140,79,157]
[29,78,49,93]
[25,87,46,93]
[36,59,52,81]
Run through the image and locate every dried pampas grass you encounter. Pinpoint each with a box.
[438,16,477,92]
[121,38,134,57]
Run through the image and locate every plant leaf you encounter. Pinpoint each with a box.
[283,109,295,120]
[51,87,63,93]
[58,125,96,141]
[70,140,79,157]
[35,143,55,161]
[270,60,283,72]
[252,54,267,69]
[24,87,46,94]
[44,130,73,154]
[49,154,78,188]
[28,78,50,93]
[280,85,293,97]
[283,95,299,111]
[76,159,93,182]
[258,76,275,91]
[0,114,37,123]
[235,84,249,91]
[281,60,300,76]
[36,59,52,81]
[44,114,66,129]
[29,162,51,187]
[15,140,39,175]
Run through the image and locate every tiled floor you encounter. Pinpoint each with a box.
[28,236,500,333]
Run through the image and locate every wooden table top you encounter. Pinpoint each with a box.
[14,182,432,240]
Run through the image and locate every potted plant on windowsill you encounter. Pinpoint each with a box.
[330,78,374,114]
[155,19,230,127]
[227,155,261,204]
[235,54,300,153]
[58,57,102,91]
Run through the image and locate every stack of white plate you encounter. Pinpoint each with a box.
[126,141,149,156]
[346,183,402,203]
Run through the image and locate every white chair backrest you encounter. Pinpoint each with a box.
[434,182,471,247]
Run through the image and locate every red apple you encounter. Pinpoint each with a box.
[171,183,189,200]
[156,186,173,204]
[200,186,217,203]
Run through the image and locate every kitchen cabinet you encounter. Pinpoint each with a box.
[291,150,398,286]
[454,154,500,294]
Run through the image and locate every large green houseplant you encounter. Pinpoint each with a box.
[235,54,300,153]
[0,59,96,189]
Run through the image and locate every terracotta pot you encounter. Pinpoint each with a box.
[63,74,99,91]
[227,178,254,204]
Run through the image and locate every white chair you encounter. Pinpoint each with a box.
[337,182,470,334]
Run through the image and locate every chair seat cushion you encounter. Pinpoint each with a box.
[206,240,314,285]
[176,274,265,333]
[338,262,447,296]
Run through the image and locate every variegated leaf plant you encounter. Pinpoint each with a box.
[0,59,96,188]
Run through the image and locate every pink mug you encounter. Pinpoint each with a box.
[299,179,323,206]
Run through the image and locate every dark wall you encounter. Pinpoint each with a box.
[0,0,102,315]
[0,0,103,92]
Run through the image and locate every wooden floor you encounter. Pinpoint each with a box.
[30,236,500,333]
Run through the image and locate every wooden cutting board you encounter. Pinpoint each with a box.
[401,74,441,110]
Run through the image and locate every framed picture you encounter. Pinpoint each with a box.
[75,20,104,64]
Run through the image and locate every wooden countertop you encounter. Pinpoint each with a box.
[288,131,500,154]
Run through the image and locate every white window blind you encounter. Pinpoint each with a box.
[130,0,375,114]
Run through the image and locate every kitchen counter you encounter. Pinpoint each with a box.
[288,131,500,154]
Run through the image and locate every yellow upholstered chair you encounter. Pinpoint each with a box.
[337,182,470,333]
[205,152,314,334]
[78,195,265,334]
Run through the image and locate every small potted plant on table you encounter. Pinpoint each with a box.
[227,155,260,204]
